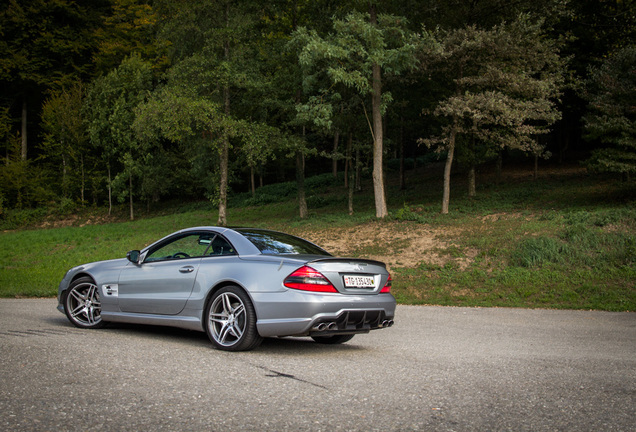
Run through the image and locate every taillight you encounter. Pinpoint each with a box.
[380,274,392,293]
[284,266,337,293]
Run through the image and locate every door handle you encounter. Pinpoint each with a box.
[179,266,195,273]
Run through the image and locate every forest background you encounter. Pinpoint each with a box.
[0,0,634,308]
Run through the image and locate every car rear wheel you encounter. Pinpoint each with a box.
[205,286,263,351]
[311,334,355,344]
[63,276,104,329]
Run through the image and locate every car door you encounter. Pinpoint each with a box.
[117,232,214,315]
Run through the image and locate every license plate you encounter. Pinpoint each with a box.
[343,275,375,288]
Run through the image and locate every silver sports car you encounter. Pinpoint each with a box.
[57,227,396,351]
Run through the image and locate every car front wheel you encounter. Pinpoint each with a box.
[63,276,104,329]
[205,286,263,351]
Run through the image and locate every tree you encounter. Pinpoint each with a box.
[583,46,636,178]
[154,0,267,225]
[93,0,168,75]
[293,7,417,218]
[134,84,230,204]
[238,122,281,198]
[561,0,636,75]
[84,55,153,220]
[40,83,90,202]
[0,107,11,162]
[254,1,331,219]
[0,0,105,161]
[416,0,568,30]
[421,15,566,213]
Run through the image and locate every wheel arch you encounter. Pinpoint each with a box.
[202,281,264,351]
[61,272,96,298]
[71,272,95,284]
[203,281,258,318]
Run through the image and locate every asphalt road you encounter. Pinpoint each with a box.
[0,299,634,431]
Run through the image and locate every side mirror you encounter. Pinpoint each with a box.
[126,250,141,264]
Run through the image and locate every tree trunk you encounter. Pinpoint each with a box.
[442,122,457,214]
[344,140,350,189]
[80,154,85,205]
[348,157,355,216]
[370,4,388,219]
[468,166,476,197]
[347,133,354,215]
[399,122,405,190]
[62,153,68,197]
[21,99,27,161]
[332,129,339,178]
[107,164,112,216]
[355,147,361,191]
[250,165,256,198]
[296,149,307,218]
[129,171,134,221]
[559,117,570,164]
[218,131,229,226]
[218,6,231,227]
[468,134,476,197]
[496,150,503,183]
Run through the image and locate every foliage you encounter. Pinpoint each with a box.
[0,0,107,165]
[292,8,419,218]
[83,55,154,219]
[0,0,101,88]
[134,84,226,201]
[93,0,169,74]
[583,46,636,176]
[392,203,428,223]
[0,0,634,230]
[424,14,566,151]
[229,173,341,208]
[0,136,54,209]
[420,14,567,213]
[295,12,417,104]
[40,82,90,201]
[562,0,636,75]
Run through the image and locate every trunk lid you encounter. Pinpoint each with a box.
[307,258,390,294]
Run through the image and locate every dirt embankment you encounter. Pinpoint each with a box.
[300,221,468,270]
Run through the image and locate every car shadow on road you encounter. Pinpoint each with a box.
[49,317,367,353]
[256,336,367,354]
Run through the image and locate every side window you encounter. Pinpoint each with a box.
[207,236,236,256]
[145,233,215,262]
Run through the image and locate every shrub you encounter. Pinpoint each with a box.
[392,204,427,223]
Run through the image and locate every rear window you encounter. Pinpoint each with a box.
[236,229,331,256]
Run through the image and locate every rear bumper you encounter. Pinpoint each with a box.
[252,291,396,337]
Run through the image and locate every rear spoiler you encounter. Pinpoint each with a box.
[308,257,387,267]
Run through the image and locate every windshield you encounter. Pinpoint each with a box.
[236,229,331,256]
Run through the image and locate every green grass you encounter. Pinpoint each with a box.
[1,162,634,311]
[388,183,636,311]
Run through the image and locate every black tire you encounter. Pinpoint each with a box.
[311,334,355,345]
[204,286,263,351]
[63,276,105,329]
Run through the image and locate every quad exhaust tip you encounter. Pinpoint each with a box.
[381,319,394,328]
[312,322,338,332]
[312,320,394,332]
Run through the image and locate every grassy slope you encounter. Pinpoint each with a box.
[1,161,634,310]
